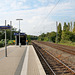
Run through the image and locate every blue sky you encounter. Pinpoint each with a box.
[0,0,75,35]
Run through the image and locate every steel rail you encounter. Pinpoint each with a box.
[33,43,56,75]
[42,48,75,74]
[48,42,75,53]
[38,41,75,55]
[32,41,75,75]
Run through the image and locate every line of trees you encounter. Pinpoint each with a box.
[27,35,38,42]
[38,22,75,43]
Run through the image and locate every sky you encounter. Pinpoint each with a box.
[0,0,75,35]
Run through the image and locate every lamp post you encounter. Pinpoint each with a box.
[16,19,23,47]
[56,21,58,43]
[10,21,12,40]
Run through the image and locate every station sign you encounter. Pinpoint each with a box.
[0,26,11,29]
[14,33,25,36]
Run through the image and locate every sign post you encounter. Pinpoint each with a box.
[0,21,11,57]
[5,20,7,57]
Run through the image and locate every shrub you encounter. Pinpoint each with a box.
[60,40,72,44]
[8,40,15,45]
[0,41,4,47]
[1,39,5,45]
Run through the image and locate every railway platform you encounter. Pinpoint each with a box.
[0,45,46,75]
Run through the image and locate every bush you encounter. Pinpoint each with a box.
[60,40,72,43]
[44,37,48,41]
[1,39,5,45]
[0,41,4,47]
[8,40,15,45]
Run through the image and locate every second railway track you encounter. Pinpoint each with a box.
[37,41,75,55]
[32,42,75,75]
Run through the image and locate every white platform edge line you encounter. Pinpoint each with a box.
[20,45,29,75]
[32,45,46,75]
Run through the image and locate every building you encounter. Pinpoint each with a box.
[14,33,27,45]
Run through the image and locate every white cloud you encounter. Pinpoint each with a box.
[0,0,75,35]
[19,0,26,2]
[38,0,55,3]
[0,0,29,12]
[10,1,29,10]
[38,0,47,3]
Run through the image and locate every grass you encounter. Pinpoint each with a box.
[58,42,75,47]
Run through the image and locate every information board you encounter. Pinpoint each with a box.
[0,26,11,29]
[14,33,25,36]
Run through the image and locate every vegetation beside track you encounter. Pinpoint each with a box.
[58,42,75,47]
[37,22,75,47]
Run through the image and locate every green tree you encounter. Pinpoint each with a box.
[67,22,70,31]
[61,31,75,42]
[38,32,56,42]
[63,22,68,32]
[49,32,56,42]
[0,26,17,41]
[73,22,75,33]
[44,37,48,41]
[27,35,31,42]
[57,23,62,42]
[38,33,46,41]
[61,31,71,40]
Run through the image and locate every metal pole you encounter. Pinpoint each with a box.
[5,20,7,57]
[56,21,58,43]
[10,21,12,40]
[19,20,21,47]
[16,19,23,47]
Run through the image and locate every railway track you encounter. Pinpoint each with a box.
[37,41,75,55]
[32,42,75,75]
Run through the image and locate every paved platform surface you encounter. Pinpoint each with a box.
[0,45,46,75]
[27,45,46,75]
[0,46,26,75]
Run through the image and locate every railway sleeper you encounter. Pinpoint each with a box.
[32,42,75,75]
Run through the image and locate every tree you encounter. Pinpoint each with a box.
[73,22,75,33]
[67,22,70,31]
[57,23,62,42]
[44,37,48,41]
[61,31,75,42]
[38,33,45,41]
[27,35,31,42]
[61,31,71,41]
[49,32,56,42]
[63,22,68,32]
[38,32,56,42]
[0,26,17,41]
